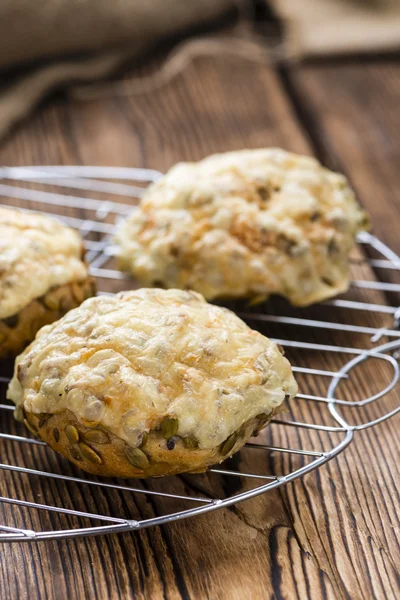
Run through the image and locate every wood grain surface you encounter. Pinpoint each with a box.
[0,22,399,600]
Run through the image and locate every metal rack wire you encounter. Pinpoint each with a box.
[0,165,399,542]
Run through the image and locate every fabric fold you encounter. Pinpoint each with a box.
[0,0,234,138]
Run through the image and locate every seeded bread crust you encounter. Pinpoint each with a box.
[8,289,297,478]
[0,278,96,360]
[20,407,281,477]
[0,207,96,358]
[116,148,369,306]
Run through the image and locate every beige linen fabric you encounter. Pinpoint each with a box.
[270,0,400,59]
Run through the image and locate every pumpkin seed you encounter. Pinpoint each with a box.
[53,427,60,443]
[43,292,60,311]
[321,276,334,287]
[78,442,103,465]
[360,214,370,230]
[182,436,198,449]
[29,318,42,340]
[24,418,38,437]
[247,294,268,307]
[83,429,109,444]
[258,411,271,424]
[139,431,148,448]
[253,412,272,435]
[71,282,85,304]
[220,432,238,456]
[125,447,150,470]
[65,424,79,444]
[161,416,179,439]
[60,294,72,312]
[86,278,97,298]
[70,446,82,461]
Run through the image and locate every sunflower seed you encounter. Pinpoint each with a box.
[83,429,109,444]
[53,427,60,443]
[161,416,179,439]
[78,442,103,465]
[220,432,238,456]
[125,447,150,470]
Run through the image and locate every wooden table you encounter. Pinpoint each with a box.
[0,14,399,600]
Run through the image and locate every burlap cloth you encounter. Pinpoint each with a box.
[0,0,400,140]
[0,0,235,139]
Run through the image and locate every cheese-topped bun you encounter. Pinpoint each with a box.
[7,289,297,478]
[116,149,368,306]
[0,207,96,359]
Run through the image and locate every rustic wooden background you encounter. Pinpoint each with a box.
[0,5,399,600]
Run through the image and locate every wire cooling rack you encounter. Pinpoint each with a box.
[0,165,399,542]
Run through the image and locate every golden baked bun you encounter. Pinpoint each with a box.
[7,289,297,478]
[0,207,96,359]
[116,148,369,306]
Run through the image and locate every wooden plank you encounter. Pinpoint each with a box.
[285,60,400,256]
[0,53,398,600]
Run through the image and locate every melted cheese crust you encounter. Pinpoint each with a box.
[116,148,368,305]
[0,208,89,319]
[8,289,297,450]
